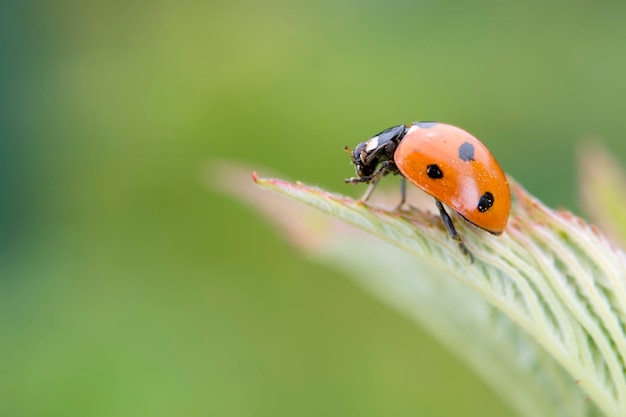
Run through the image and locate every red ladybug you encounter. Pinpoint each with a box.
[345,121,511,262]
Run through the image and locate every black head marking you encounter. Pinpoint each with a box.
[458,142,475,162]
[415,121,438,129]
[426,164,443,179]
[375,124,406,144]
[477,192,494,212]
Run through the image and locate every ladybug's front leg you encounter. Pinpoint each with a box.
[345,161,393,202]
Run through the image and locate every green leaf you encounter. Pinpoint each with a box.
[579,143,626,247]
[251,172,626,417]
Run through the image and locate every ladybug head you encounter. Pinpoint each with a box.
[345,124,406,181]
[347,141,375,178]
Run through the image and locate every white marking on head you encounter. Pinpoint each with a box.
[365,136,379,152]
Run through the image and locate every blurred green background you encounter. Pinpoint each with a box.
[4,1,626,416]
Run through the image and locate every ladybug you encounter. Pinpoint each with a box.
[344,121,511,262]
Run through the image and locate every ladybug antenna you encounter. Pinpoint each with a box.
[343,145,355,164]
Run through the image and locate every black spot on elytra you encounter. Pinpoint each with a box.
[477,192,494,212]
[416,121,438,129]
[426,164,443,179]
[458,142,475,162]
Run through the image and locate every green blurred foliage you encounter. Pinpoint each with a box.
[3,0,626,415]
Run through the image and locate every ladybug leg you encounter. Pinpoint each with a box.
[345,161,392,202]
[394,177,407,210]
[435,200,474,263]
[360,176,381,201]
[359,161,392,201]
